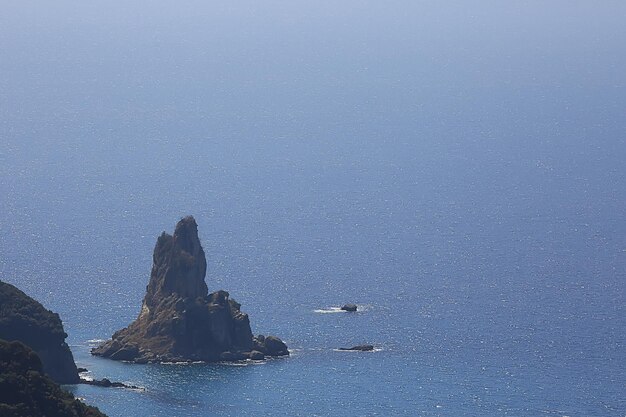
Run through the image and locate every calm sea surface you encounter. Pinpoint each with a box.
[1,2,625,416]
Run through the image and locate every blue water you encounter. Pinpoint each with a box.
[1,1,625,416]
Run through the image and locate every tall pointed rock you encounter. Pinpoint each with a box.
[92,216,288,363]
[143,216,208,313]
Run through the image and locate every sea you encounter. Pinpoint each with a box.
[0,1,624,416]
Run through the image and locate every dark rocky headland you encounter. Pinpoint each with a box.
[0,339,107,417]
[0,281,80,384]
[92,216,289,363]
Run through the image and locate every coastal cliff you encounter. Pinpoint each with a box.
[0,281,80,384]
[92,216,288,362]
[0,339,106,417]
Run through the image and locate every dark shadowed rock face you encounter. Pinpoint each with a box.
[0,340,107,417]
[144,216,208,310]
[0,281,80,384]
[92,216,288,363]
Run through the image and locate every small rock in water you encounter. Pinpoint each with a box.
[341,304,358,312]
[339,344,374,351]
[254,335,289,356]
[80,377,141,390]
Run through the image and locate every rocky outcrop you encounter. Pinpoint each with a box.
[80,378,142,390]
[0,281,80,384]
[92,216,288,363]
[0,339,107,417]
[253,335,289,356]
[339,344,374,351]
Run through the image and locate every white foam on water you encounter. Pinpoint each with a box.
[160,361,206,366]
[313,307,346,314]
[220,361,250,367]
[314,304,374,314]
[125,383,147,392]
[287,348,302,354]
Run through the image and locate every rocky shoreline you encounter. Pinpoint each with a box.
[0,215,381,417]
[0,281,80,384]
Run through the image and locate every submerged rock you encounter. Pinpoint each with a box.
[339,344,374,351]
[92,216,288,363]
[0,281,80,384]
[340,303,358,312]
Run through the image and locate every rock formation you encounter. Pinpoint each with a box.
[0,339,107,417]
[339,344,374,351]
[0,281,80,384]
[92,216,288,363]
[80,378,142,390]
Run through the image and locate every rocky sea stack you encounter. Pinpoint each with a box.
[92,216,288,363]
[0,281,80,384]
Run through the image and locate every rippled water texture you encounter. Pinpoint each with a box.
[1,1,625,416]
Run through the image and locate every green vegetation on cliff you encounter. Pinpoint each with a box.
[0,281,79,383]
[0,339,107,417]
